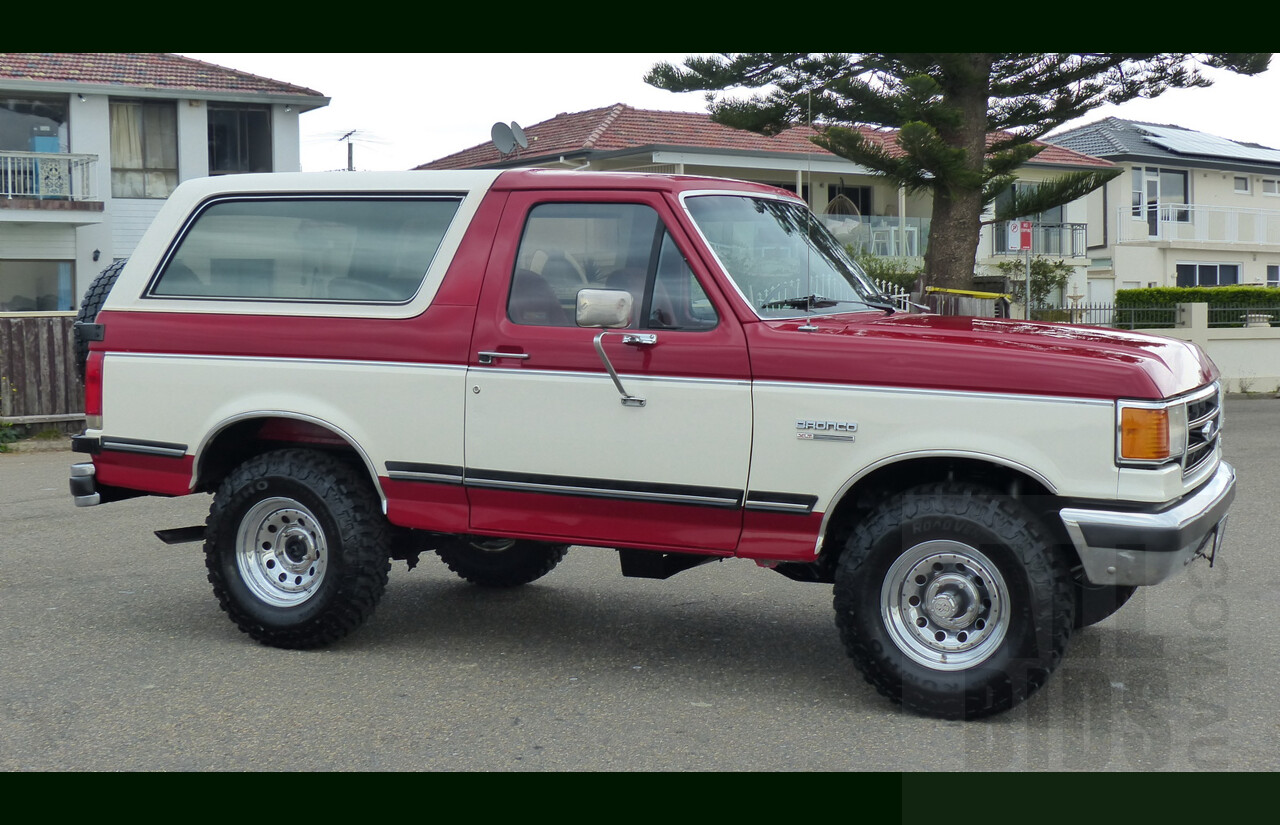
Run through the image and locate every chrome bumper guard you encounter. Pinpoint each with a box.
[1059,461,1236,587]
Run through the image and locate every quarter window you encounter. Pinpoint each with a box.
[152,198,460,302]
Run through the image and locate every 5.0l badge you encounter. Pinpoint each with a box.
[796,419,857,442]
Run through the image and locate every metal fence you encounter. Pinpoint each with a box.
[1028,304,1179,328]
[0,151,98,201]
[1028,303,1280,329]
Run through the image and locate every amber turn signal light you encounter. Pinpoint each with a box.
[1119,407,1170,461]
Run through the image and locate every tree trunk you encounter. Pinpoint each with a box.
[921,54,994,292]
[924,187,986,290]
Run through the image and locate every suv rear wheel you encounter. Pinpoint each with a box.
[204,449,391,649]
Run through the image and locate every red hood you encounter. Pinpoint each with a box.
[746,313,1217,400]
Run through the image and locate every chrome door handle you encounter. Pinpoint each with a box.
[477,351,531,365]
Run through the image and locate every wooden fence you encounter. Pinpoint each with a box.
[0,312,84,425]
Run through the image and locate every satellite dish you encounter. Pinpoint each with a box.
[491,122,516,155]
[511,122,529,150]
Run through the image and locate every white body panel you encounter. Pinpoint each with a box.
[464,368,752,492]
[749,382,1120,508]
[102,353,467,490]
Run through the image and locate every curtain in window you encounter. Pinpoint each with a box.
[143,104,177,196]
[110,102,145,197]
[110,101,176,197]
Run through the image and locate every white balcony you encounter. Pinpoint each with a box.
[1,151,99,201]
[1116,203,1280,247]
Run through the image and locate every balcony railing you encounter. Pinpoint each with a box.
[820,215,930,258]
[990,222,1088,258]
[1116,203,1280,246]
[1,151,98,201]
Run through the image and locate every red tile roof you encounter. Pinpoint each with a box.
[416,103,1112,171]
[0,53,326,99]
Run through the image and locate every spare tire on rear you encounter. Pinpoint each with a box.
[74,258,127,380]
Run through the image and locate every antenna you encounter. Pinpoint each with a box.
[338,129,358,171]
[491,121,529,156]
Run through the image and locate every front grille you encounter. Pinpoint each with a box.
[1183,384,1222,479]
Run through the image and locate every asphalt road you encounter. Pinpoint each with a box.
[2,399,1278,771]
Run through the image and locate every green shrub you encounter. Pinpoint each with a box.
[0,421,18,451]
[849,248,922,291]
[1115,286,1280,309]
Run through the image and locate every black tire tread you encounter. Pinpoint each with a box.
[1073,580,1137,628]
[204,449,391,649]
[436,538,568,588]
[74,258,127,380]
[833,482,1074,719]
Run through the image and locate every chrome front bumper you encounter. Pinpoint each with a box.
[1059,461,1236,587]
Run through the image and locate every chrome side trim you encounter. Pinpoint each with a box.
[100,437,187,458]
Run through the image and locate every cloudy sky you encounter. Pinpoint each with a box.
[181,53,1280,173]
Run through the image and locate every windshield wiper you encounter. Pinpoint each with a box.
[761,294,845,310]
[761,294,887,312]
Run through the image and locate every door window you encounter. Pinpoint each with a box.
[507,202,717,330]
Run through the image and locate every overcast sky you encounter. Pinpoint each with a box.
[181,53,1280,173]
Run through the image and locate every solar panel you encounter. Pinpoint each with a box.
[1139,124,1280,164]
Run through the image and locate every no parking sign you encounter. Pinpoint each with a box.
[1006,220,1032,251]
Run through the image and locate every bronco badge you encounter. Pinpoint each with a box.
[796,419,857,442]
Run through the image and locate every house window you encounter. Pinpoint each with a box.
[1176,262,1240,287]
[208,105,272,175]
[1133,167,1189,237]
[110,100,178,198]
[0,95,68,153]
[1234,176,1250,193]
[827,184,872,216]
[0,260,74,312]
[994,182,1064,253]
[1263,178,1280,196]
[1268,265,1279,287]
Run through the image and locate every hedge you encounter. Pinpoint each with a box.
[1115,286,1280,309]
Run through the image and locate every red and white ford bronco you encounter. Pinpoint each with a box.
[69,169,1235,719]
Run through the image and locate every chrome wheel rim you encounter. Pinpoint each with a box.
[881,540,1009,671]
[235,496,328,607]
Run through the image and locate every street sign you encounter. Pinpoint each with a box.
[1007,220,1033,252]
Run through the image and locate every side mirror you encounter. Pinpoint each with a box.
[576,288,632,329]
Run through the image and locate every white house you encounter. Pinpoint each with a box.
[0,53,328,312]
[1047,117,1280,304]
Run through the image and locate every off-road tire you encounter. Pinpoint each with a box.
[204,449,391,649]
[436,536,568,587]
[73,258,127,380]
[833,482,1074,720]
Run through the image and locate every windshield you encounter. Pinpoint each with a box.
[684,194,889,318]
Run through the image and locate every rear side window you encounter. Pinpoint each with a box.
[150,197,461,302]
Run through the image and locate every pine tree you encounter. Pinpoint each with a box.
[646,53,1270,289]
